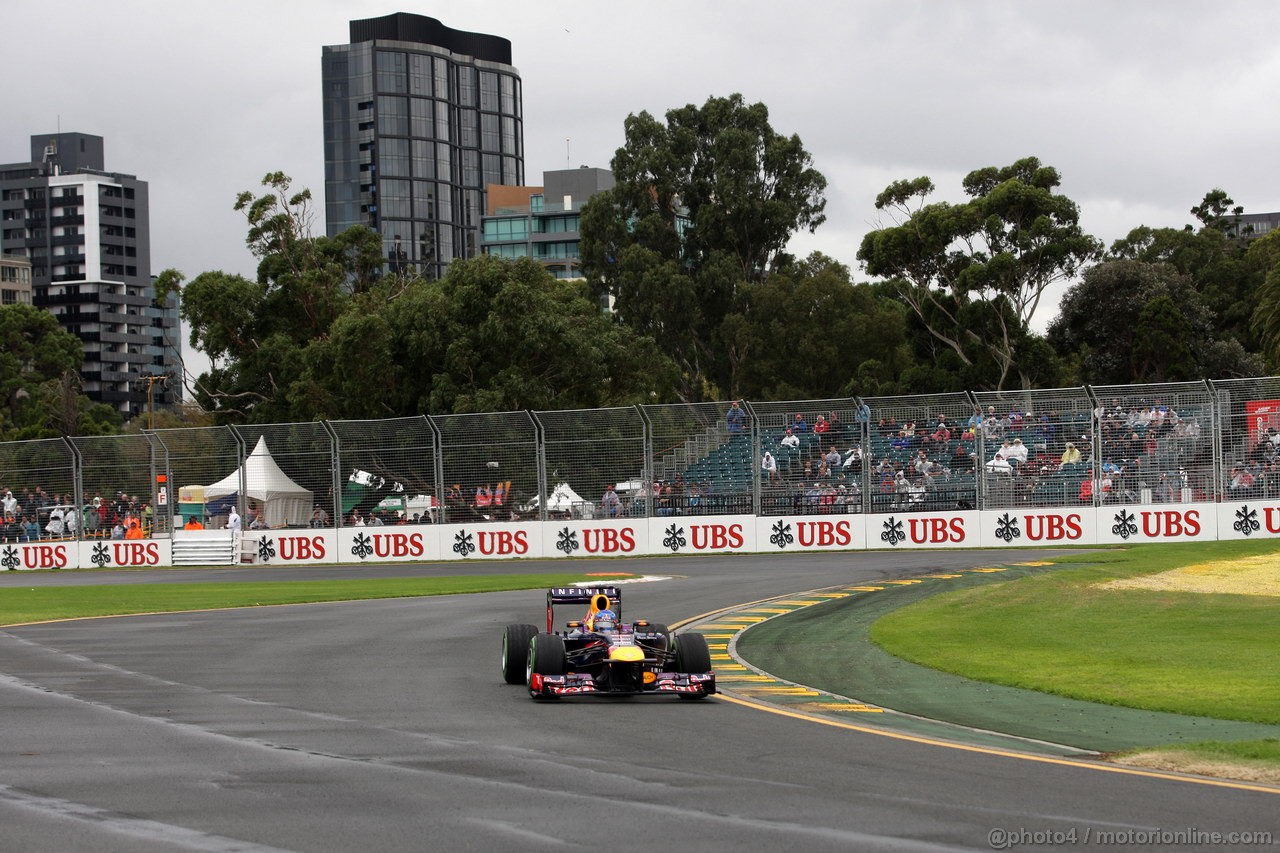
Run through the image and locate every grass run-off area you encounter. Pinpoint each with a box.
[0,573,601,627]
[870,539,1280,726]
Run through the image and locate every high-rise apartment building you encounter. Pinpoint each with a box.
[481,167,615,282]
[322,12,525,279]
[0,133,181,417]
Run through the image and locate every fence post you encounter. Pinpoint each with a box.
[424,415,445,524]
[1205,379,1221,502]
[1083,385,1101,507]
[529,411,548,523]
[636,405,654,519]
[228,425,248,522]
[61,436,83,542]
[144,430,172,538]
[321,420,342,531]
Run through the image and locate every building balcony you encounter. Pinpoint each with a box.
[50,214,85,227]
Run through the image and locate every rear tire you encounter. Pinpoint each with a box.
[674,632,712,700]
[527,632,566,699]
[502,623,538,684]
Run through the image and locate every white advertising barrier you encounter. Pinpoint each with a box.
[1,540,78,571]
[436,522,543,561]
[78,539,172,569]
[866,511,978,549]
[1217,501,1280,541]
[646,515,756,556]
[242,530,338,565]
[1093,502,1217,545]
[543,519,648,559]
[979,508,1096,549]
[755,514,867,553]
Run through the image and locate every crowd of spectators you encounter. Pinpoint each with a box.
[1,486,153,543]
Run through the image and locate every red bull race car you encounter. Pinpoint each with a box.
[501,586,715,700]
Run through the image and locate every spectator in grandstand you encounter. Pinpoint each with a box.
[45,506,65,537]
[726,401,746,434]
[982,412,1004,441]
[854,401,872,425]
[780,428,800,450]
[967,406,984,433]
[890,430,911,451]
[792,413,809,433]
[228,507,241,535]
[1061,441,1082,465]
[111,519,126,540]
[2,489,15,517]
[893,471,911,509]
[827,412,847,443]
[250,513,269,530]
[761,450,779,483]
[348,508,365,527]
[602,484,621,518]
[1155,473,1176,503]
[842,444,863,474]
[310,506,328,528]
[985,452,1012,475]
[924,420,951,452]
[1006,438,1029,468]
[950,444,974,473]
[1229,465,1256,493]
[824,445,842,471]
[813,414,829,435]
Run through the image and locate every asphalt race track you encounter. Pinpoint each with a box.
[2,551,1278,852]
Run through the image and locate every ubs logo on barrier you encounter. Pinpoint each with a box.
[1025,514,1083,541]
[994,513,1021,543]
[582,528,634,554]
[1234,506,1260,536]
[1139,510,1200,538]
[94,542,160,567]
[5,543,69,570]
[662,524,687,552]
[259,535,327,562]
[1112,509,1138,540]
[690,524,744,551]
[796,520,852,548]
[258,536,277,562]
[478,530,527,556]
[556,528,580,554]
[881,517,906,546]
[769,520,794,549]
[453,530,476,557]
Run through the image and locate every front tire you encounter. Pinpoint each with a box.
[527,632,566,699]
[674,632,712,701]
[502,623,538,684]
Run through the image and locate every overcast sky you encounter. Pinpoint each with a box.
[7,1,1279,388]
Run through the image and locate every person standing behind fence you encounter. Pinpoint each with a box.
[761,450,778,482]
[726,401,746,434]
[228,507,241,535]
[602,484,621,518]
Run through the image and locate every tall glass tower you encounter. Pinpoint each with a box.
[322,13,524,279]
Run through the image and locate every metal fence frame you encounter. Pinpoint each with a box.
[10,377,1280,542]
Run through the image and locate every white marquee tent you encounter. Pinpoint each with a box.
[523,482,590,517]
[203,436,315,527]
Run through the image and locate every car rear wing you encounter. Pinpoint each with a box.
[547,586,621,632]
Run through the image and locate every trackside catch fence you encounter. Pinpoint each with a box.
[4,378,1280,541]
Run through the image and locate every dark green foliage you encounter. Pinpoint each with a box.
[858,157,1100,391]
[581,94,828,400]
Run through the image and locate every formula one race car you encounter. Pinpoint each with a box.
[501,586,715,700]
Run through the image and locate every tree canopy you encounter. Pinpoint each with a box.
[857,157,1101,391]
[0,304,119,439]
[580,93,828,400]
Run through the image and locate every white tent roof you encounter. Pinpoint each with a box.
[204,436,314,526]
[524,482,587,513]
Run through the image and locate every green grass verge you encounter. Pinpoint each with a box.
[0,573,596,626]
[1129,738,1280,762]
[870,540,1280,725]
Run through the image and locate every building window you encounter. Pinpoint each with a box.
[481,114,499,152]
[434,58,449,99]
[377,95,408,136]
[409,54,431,96]
[500,74,515,115]
[483,218,529,241]
[410,97,432,138]
[482,154,501,188]
[376,50,407,93]
[479,71,499,112]
[411,140,435,179]
[379,179,411,219]
[380,137,410,177]
[458,66,477,107]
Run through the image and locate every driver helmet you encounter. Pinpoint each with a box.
[592,608,617,633]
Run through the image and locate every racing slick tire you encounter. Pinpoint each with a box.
[527,632,566,699]
[674,632,713,700]
[502,623,539,684]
